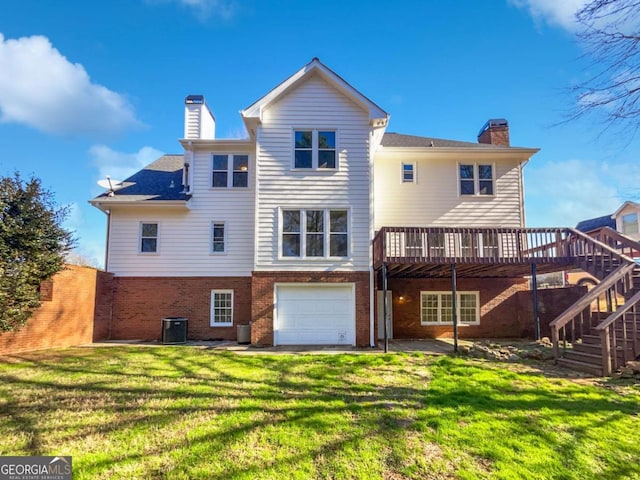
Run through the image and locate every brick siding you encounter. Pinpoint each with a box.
[385,277,529,339]
[516,286,587,338]
[251,271,371,347]
[109,276,252,341]
[0,265,107,355]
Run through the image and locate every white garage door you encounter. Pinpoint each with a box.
[275,284,355,346]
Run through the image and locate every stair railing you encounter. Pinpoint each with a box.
[594,288,640,375]
[550,263,636,361]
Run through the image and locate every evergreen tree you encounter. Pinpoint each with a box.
[0,174,74,331]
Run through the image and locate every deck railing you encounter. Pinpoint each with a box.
[372,226,633,269]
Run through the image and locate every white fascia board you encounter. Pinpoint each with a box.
[179,138,254,149]
[612,201,640,218]
[376,146,539,162]
[88,200,190,212]
[240,59,389,125]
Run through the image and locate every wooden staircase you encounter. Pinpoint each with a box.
[550,228,640,376]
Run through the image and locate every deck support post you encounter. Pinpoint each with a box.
[382,262,389,354]
[531,263,540,340]
[451,263,458,353]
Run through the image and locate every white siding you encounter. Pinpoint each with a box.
[107,147,255,277]
[374,152,524,229]
[255,74,372,271]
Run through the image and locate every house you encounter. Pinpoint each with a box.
[91,58,567,348]
[612,201,640,242]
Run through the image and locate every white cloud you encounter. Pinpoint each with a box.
[525,158,624,227]
[0,34,141,137]
[90,145,164,182]
[509,0,587,31]
[147,0,237,19]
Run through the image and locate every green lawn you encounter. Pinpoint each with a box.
[0,347,638,479]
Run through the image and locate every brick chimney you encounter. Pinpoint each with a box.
[478,118,509,146]
[184,95,216,139]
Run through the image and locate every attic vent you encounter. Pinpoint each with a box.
[185,95,204,104]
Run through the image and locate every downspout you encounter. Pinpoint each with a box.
[519,159,528,227]
[369,127,376,347]
[104,208,111,272]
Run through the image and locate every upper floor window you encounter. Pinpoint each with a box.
[402,163,415,183]
[140,222,158,253]
[212,154,249,188]
[211,222,226,253]
[459,164,494,196]
[622,213,639,234]
[281,208,348,258]
[294,130,336,169]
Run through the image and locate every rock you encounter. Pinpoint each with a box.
[625,361,640,374]
[507,354,521,362]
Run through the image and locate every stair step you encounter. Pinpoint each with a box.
[581,334,601,345]
[557,358,603,376]
[573,342,601,354]
[563,350,603,365]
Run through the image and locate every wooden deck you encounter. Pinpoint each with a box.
[373,226,617,278]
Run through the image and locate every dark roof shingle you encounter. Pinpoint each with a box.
[93,154,188,202]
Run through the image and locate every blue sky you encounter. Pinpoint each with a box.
[1,0,638,266]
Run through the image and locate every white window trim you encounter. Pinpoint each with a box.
[420,291,480,325]
[138,221,160,255]
[291,129,338,171]
[210,289,234,327]
[210,221,227,255]
[211,153,250,189]
[278,207,351,260]
[402,162,416,183]
[457,162,495,197]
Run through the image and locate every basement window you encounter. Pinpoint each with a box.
[210,290,233,327]
[420,291,479,325]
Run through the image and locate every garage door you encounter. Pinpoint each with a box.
[275,284,355,346]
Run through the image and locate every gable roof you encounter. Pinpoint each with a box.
[241,58,389,135]
[612,200,640,218]
[575,214,616,233]
[382,132,493,149]
[380,132,538,154]
[90,155,188,209]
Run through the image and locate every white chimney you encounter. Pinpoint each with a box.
[184,95,216,139]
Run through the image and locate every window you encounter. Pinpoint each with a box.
[281,209,349,258]
[140,223,158,253]
[306,210,324,256]
[212,154,249,188]
[482,232,499,258]
[211,222,226,253]
[427,232,446,257]
[294,130,337,169]
[329,210,348,257]
[405,231,423,257]
[459,164,494,196]
[420,291,479,324]
[402,163,415,183]
[211,290,233,326]
[622,213,639,234]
